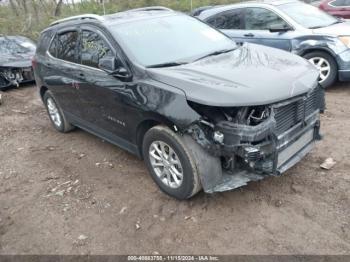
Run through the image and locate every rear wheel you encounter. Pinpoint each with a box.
[303,51,337,88]
[142,126,201,200]
[43,91,74,133]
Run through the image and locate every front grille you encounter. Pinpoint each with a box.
[274,87,323,135]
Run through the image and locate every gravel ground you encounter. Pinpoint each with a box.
[0,83,349,255]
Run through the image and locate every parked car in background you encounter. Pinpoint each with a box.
[194,0,350,88]
[319,0,350,19]
[33,7,324,199]
[0,35,36,91]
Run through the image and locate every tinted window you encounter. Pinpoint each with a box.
[81,30,112,68]
[56,31,78,63]
[208,9,243,30]
[330,0,350,6]
[245,8,289,30]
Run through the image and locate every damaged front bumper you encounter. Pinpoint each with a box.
[0,67,34,90]
[186,86,324,193]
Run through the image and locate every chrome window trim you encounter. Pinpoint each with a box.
[46,50,105,73]
[46,28,111,73]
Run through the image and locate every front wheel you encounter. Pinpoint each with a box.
[303,51,337,88]
[142,126,201,200]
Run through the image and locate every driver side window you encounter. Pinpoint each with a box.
[81,30,112,68]
[244,8,289,30]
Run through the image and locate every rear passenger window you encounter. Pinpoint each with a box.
[56,31,79,63]
[244,8,289,30]
[81,30,112,68]
[207,9,243,30]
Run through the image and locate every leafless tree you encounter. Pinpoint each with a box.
[53,0,63,16]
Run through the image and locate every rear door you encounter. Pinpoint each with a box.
[44,29,83,117]
[206,9,246,44]
[242,7,292,51]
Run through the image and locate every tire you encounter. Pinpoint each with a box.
[303,51,337,88]
[43,90,74,133]
[142,125,201,200]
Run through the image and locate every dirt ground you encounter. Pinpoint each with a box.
[0,83,349,255]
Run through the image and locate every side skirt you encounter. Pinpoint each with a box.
[65,111,141,158]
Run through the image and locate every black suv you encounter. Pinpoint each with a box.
[33,7,324,199]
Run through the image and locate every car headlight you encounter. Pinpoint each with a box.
[339,36,350,48]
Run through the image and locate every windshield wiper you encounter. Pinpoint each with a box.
[329,20,344,26]
[194,48,236,62]
[309,20,344,29]
[308,25,323,29]
[147,61,187,68]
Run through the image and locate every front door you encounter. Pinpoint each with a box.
[75,28,135,142]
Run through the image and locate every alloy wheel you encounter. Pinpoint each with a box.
[149,141,184,189]
[308,57,331,83]
[46,98,62,127]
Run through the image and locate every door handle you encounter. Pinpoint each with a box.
[244,33,254,37]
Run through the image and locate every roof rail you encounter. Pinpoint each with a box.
[50,14,104,26]
[127,6,173,12]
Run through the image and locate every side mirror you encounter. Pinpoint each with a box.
[112,66,133,82]
[99,57,132,82]
[269,24,292,33]
[98,56,117,72]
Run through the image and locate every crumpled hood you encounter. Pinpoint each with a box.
[0,52,33,68]
[312,21,350,36]
[147,43,319,107]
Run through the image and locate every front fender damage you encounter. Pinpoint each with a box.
[181,86,324,193]
[183,134,265,193]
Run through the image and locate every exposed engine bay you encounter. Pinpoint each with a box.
[185,86,325,193]
[0,35,36,91]
[0,67,34,90]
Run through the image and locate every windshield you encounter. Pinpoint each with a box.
[0,38,29,55]
[110,15,236,67]
[279,2,339,29]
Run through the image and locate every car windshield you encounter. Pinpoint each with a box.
[0,37,28,55]
[110,15,236,67]
[279,2,339,29]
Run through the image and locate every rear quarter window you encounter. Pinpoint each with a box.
[37,30,54,54]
